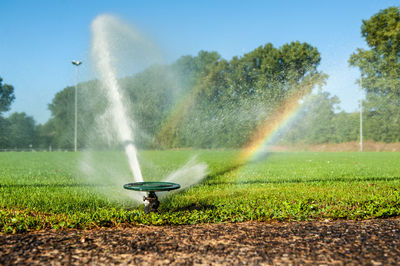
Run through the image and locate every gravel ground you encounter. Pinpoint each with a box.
[1,218,400,265]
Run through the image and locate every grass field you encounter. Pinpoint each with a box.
[1,150,400,233]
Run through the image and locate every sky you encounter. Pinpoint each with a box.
[1,0,399,124]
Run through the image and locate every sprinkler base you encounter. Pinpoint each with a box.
[123,182,180,213]
[143,191,160,213]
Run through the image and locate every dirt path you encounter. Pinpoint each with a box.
[1,218,399,265]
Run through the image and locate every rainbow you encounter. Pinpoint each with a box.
[236,91,306,165]
[156,82,311,164]
[155,90,197,148]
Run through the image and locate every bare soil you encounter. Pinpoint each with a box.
[270,141,400,152]
[1,218,400,265]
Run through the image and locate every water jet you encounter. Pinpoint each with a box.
[86,15,207,208]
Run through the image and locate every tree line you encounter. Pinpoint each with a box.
[1,6,399,149]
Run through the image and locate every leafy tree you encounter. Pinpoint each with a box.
[350,7,400,96]
[280,91,339,144]
[34,121,57,149]
[0,77,15,148]
[279,91,362,145]
[0,77,15,114]
[7,112,36,149]
[155,51,222,147]
[174,42,326,148]
[46,80,106,149]
[349,6,400,142]
[122,64,186,148]
[363,93,400,142]
[45,44,326,149]
[332,111,359,143]
[47,86,76,148]
[0,116,10,148]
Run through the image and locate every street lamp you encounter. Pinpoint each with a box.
[72,60,82,152]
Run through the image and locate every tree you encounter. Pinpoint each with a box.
[174,41,326,148]
[47,86,76,148]
[0,77,15,114]
[332,111,359,143]
[0,77,15,148]
[34,121,57,149]
[155,51,222,147]
[7,112,36,149]
[46,80,107,149]
[349,6,400,142]
[46,44,325,149]
[363,93,400,142]
[349,6,400,96]
[0,116,10,148]
[280,91,339,144]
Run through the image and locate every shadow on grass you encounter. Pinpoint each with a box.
[167,203,218,212]
[204,163,244,182]
[0,183,110,188]
[208,176,400,186]
[197,152,400,186]
[200,151,274,184]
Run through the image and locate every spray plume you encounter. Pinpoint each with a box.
[91,15,143,182]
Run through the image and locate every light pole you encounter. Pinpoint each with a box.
[72,60,82,152]
[360,76,363,152]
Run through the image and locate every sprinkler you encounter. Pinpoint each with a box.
[123,182,180,213]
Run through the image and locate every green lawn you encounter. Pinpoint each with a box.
[1,151,400,233]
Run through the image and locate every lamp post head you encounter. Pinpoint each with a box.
[72,60,82,66]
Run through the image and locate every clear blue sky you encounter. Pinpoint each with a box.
[1,0,398,124]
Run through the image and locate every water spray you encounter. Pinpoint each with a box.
[88,15,208,212]
[91,15,144,182]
